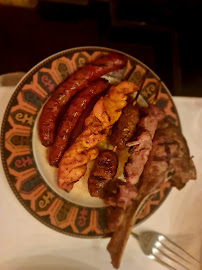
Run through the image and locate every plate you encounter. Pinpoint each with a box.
[1,46,180,238]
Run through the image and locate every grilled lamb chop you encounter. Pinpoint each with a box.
[107,120,196,269]
[138,120,196,195]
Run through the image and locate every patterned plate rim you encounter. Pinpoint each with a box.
[0,46,181,238]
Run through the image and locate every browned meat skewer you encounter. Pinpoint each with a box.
[124,105,165,185]
[109,100,140,150]
[107,120,197,269]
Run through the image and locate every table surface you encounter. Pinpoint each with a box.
[0,82,202,270]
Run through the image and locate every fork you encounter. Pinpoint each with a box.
[131,231,200,270]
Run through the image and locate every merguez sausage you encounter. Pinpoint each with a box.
[110,101,140,150]
[38,53,128,146]
[48,79,109,167]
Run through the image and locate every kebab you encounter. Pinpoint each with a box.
[124,105,165,185]
[109,98,140,150]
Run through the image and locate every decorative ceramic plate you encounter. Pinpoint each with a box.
[1,47,180,238]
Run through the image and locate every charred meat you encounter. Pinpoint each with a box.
[107,119,196,269]
[88,150,118,198]
[110,101,140,150]
[124,105,165,185]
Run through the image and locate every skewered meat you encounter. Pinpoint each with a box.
[39,52,127,146]
[124,105,165,185]
[48,79,109,166]
[88,150,118,197]
[110,101,140,150]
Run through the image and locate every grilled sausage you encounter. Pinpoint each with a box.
[67,92,103,146]
[110,101,140,149]
[38,53,128,146]
[88,150,118,198]
[48,79,109,166]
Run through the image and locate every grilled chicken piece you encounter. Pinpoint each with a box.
[107,120,196,269]
[58,81,141,191]
[57,120,105,191]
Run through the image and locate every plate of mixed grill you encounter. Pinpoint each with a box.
[1,46,196,269]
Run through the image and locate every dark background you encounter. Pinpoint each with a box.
[0,0,202,96]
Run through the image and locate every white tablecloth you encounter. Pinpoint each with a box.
[0,82,202,270]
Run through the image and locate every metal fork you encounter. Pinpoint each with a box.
[131,231,200,270]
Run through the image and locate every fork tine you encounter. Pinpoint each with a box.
[160,241,195,265]
[154,247,190,270]
[152,253,178,270]
[163,235,200,264]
